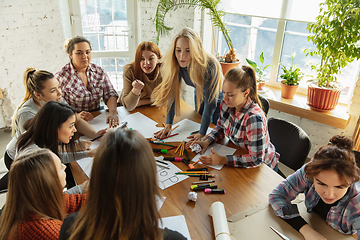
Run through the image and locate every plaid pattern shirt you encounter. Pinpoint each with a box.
[56,63,118,111]
[205,98,279,169]
[269,164,360,237]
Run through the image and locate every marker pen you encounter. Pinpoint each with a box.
[119,121,128,128]
[204,188,226,194]
[190,130,199,135]
[153,149,168,154]
[190,183,212,190]
[193,185,217,191]
[163,157,182,162]
[182,158,194,169]
[90,134,104,142]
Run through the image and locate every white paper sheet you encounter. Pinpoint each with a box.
[191,143,236,170]
[122,112,162,138]
[155,156,189,190]
[162,118,212,142]
[76,136,100,177]
[160,215,191,240]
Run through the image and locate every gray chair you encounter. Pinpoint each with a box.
[268,117,311,178]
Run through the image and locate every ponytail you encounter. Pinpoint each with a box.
[224,66,262,111]
[12,68,54,136]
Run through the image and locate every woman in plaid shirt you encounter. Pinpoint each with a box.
[56,36,119,128]
[269,135,360,240]
[191,66,279,170]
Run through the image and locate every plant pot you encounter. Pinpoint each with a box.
[280,80,298,99]
[219,61,240,75]
[307,81,341,110]
[257,81,265,90]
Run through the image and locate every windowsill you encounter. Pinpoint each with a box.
[259,86,350,129]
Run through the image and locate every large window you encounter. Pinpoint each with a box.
[69,0,137,92]
[215,0,360,104]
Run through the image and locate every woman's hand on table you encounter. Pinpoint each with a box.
[199,148,227,165]
[186,133,204,147]
[191,139,210,154]
[154,124,172,139]
[299,224,327,240]
[106,113,119,128]
[94,128,107,141]
[79,111,93,121]
[131,79,144,96]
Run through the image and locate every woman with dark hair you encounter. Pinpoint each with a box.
[59,129,186,240]
[191,66,279,170]
[16,101,96,162]
[120,41,162,111]
[0,149,87,240]
[269,135,360,240]
[56,36,119,128]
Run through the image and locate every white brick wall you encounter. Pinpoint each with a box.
[1,0,359,161]
[0,0,70,128]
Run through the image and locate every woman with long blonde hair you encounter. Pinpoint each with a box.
[59,129,186,240]
[152,27,223,143]
[0,149,87,240]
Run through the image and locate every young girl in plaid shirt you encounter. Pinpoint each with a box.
[269,135,360,240]
[192,66,279,170]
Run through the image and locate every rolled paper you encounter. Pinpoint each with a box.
[208,201,231,240]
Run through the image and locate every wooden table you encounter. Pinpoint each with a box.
[70,100,284,239]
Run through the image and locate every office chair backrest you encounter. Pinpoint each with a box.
[268,118,311,171]
[258,94,269,116]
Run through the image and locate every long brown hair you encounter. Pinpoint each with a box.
[305,135,360,186]
[152,27,222,115]
[224,66,262,110]
[12,67,54,136]
[0,149,65,240]
[133,41,162,81]
[69,129,162,240]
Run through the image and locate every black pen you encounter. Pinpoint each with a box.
[156,159,169,165]
[90,134,104,142]
[190,130,199,135]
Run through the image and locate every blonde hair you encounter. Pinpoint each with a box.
[152,27,223,115]
[12,67,54,136]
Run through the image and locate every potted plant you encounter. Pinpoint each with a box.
[152,0,239,74]
[246,52,272,90]
[304,0,360,110]
[279,52,304,99]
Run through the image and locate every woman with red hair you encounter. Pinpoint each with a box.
[120,41,162,111]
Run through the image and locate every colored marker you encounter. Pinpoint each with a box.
[90,134,104,142]
[192,180,215,185]
[119,121,128,128]
[186,168,208,171]
[153,149,168,154]
[204,188,226,194]
[163,157,182,162]
[156,160,168,165]
[190,130,199,135]
[193,185,217,191]
[190,183,212,190]
[184,150,194,169]
[182,158,194,169]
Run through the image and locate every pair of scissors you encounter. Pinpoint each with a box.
[270,226,291,240]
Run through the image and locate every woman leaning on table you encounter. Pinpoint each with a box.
[120,41,162,111]
[191,66,279,170]
[0,149,87,240]
[269,135,360,240]
[55,36,119,128]
[59,129,186,240]
[152,27,223,143]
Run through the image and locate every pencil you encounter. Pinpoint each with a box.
[160,133,179,140]
[167,146,177,150]
[193,159,201,166]
[171,125,179,131]
[162,123,166,127]
[152,142,176,147]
